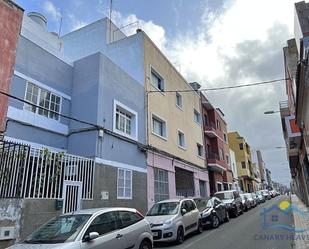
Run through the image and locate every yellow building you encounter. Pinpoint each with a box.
[141,33,209,208]
[228,132,255,192]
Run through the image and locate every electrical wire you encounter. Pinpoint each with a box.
[147,77,290,93]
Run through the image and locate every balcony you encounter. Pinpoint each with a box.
[207,152,227,173]
[280,100,290,118]
[204,122,220,138]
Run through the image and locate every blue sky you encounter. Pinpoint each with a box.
[14,0,299,185]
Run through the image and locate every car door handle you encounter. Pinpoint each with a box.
[116,234,123,239]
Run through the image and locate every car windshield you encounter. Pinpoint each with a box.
[147,202,180,216]
[245,194,252,199]
[214,192,233,200]
[24,214,91,244]
[194,198,212,211]
[240,194,246,200]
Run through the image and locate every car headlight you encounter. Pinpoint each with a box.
[164,219,172,225]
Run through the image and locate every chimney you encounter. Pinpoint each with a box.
[28,12,47,29]
[189,82,201,91]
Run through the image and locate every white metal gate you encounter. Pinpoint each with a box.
[63,181,82,214]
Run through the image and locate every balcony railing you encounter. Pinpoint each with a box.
[207,152,220,161]
[279,100,288,109]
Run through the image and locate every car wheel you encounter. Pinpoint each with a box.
[224,210,230,222]
[139,239,152,249]
[176,226,185,244]
[196,219,203,234]
[211,215,220,228]
[233,208,239,217]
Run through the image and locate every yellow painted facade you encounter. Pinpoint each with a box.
[228,132,254,192]
[143,34,205,168]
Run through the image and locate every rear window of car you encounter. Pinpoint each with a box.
[118,211,143,228]
[214,192,233,200]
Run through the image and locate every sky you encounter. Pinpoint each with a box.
[14,0,300,186]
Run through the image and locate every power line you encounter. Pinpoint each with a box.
[147,77,290,93]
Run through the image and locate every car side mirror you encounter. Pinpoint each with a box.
[181,209,187,215]
[84,232,99,242]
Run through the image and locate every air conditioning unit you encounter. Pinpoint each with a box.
[0,227,15,240]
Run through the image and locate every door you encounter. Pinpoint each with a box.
[63,181,82,214]
[81,211,125,249]
[117,211,145,249]
[213,198,225,220]
[182,200,197,234]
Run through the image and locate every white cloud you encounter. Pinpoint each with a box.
[67,13,87,31]
[43,1,61,21]
[111,11,167,50]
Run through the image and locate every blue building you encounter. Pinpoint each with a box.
[1,12,147,244]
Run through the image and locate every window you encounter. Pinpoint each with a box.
[204,114,208,126]
[151,68,164,91]
[239,143,244,150]
[176,92,183,109]
[178,130,186,149]
[152,115,167,138]
[197,143,204,157]
[154,168,169,202]
[199,180,207,197]
[113,100,138,140]
[217,182,222,191]
[216,120,221,130]
[117,169,132,199]
[219,148,224,160]
[118,211,143,229]
[84,212,118,237]
[241,162,246,169]
[223,133,227,142]
[226,155,229,164]
[25,82,61,120]
[194,109,201,125]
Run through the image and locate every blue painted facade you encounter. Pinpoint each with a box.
[6,15,146,171]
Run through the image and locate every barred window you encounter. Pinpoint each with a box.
[154,168,169,202]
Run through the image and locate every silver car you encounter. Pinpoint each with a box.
[8,208,153,249]
[145,198,202,244]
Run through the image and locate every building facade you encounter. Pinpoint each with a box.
[228,132,255,193]
[0,0,23,133]
[229,149,239,190]
[201,94,233,195]
[256,150,267,189]
[280,1,309,206]
[1,13,148,247]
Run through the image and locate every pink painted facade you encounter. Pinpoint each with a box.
[147,151,209,209]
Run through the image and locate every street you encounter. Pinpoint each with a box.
[154,196,293,249]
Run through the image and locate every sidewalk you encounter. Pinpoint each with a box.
[291,194,309,249]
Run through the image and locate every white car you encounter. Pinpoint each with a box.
[8,208,153,249]
[146,198,202,244]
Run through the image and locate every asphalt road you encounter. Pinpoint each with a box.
[154,195,294,249]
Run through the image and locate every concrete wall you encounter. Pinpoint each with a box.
[83,163,148,214]
[0,0,23,131]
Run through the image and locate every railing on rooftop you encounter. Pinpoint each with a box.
[279,100,289,109]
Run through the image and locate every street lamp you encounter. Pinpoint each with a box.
[264,110,280,114]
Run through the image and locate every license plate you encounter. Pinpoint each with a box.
[152,232,159,237]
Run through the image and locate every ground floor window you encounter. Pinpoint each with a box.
[117,168,132,199]
[223,182,229,190]
[217,182,223,191]
[154,168,169,202]
[199,180,207,197]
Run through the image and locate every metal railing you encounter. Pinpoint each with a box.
[0,140,95,199]
[279,100,289,109]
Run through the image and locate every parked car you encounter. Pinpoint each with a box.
[244,193,256,208]
[261,189,271,200]
[194,197,229,228]
[8,208,153,249]
[256,191,266,203]
[146,198,202,244]
[213,190,243,217]
[251,193,259,205]
[240,194,251,211]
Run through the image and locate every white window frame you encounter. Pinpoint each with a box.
[24,81,62,121]
[150,66,165,92]
[176,92,183,110]
[216,182,223,191]
[113,100,138,141]
[151,113,167,140]
[197,143,204,158]
[177,129,186,150]
[117,168,132,200]
[194,109,201,125]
